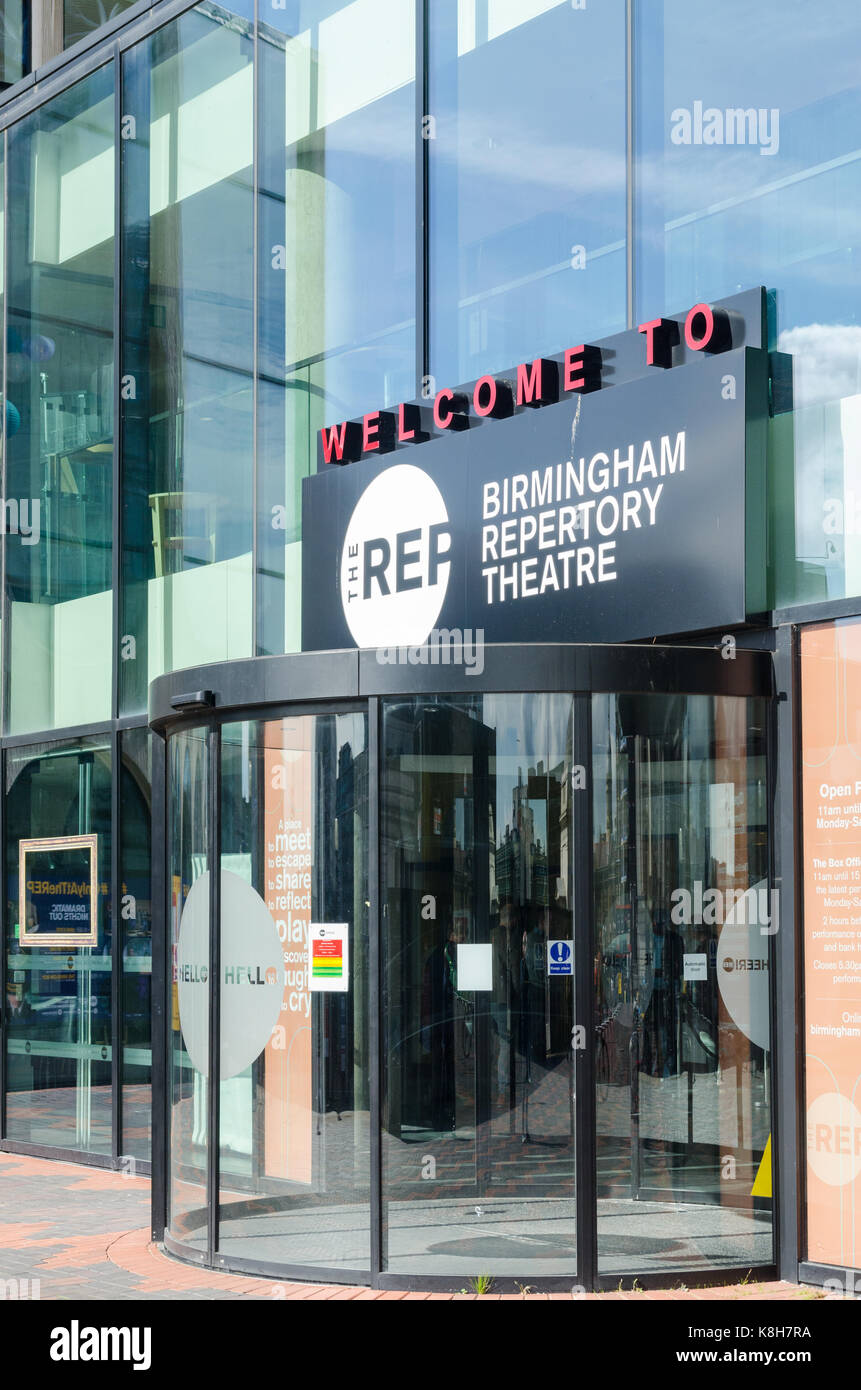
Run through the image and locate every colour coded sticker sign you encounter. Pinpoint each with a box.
[309,923,349,993]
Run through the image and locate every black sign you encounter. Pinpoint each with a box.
[302,346,768,652]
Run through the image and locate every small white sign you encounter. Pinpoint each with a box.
[457,943,493,991]
[309,922,349,993]
[683,952,708,982]
[547,940,574,976]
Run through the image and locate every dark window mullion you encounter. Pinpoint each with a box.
[415,0,429,395]
[206,723,221,1264]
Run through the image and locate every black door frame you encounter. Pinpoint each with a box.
[149,641,778,1292]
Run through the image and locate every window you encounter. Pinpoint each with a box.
[256,0,416,655]
[635,0,861,610]
[6,65,115,733]
[429,0,627,387]
[1,2,28,86]
[4,736,113,1153]
[120,9,255,713]
[64,1,138,50]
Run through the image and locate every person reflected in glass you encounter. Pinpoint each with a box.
[421,909,467,1134]
[643,908,683,1078]
[516,923,546,1140]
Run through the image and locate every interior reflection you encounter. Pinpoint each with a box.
[164,685,773,1283]
[593,693,772,1276]
[167,714,371,1271]
[382,695,577,1277]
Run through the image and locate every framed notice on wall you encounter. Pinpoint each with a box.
[18,834,99,948]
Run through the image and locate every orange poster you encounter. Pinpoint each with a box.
[801,621,861,1268]
[263,718,314,1183]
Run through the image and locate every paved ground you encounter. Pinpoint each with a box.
[0,1151,829,1301]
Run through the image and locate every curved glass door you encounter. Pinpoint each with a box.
[167,727,209,1249]
[160,672,774,1286]
[592,693,773,1276]
[166,710,370,1272]
[215,713,370,1273]
[381,695,578,1278]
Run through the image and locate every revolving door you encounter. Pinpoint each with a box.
[151,643,775,1289]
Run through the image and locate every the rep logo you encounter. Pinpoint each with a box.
[340,464,452,647]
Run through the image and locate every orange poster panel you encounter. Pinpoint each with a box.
[263,719,314,1183]
[802,621,861,1268]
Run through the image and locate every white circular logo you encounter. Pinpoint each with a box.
[716,879,770,1052]
[340,464,451,647]
[177,869,285,1080]
[807,1092,861,1187]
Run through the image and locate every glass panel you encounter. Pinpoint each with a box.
[121,728,152,1163]
[64,1,138,49]
[1,3,27,87]
[0,131,5,706]
[634,0,861,610]
[381,694,576,1277]
[799,619,861,1267]
[120,7,254,714]
[592,693,773,1275]
[4,736,112,1153]
[6,65,115,733]
[216,713,370,1273]
[257,0,416,655]
[429,0,626,388]
[168,727,209,1247]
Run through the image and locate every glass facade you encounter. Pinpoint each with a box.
[1,3,28,89]
[64,2,139,51]
[0,0,858,1293]
[7,65,115,734]
[429,0,626,386]
[0,0,854,724]
[635,0,861,610]
[256,0,416,656]
[121,10,254,715]
[0,0,858,730]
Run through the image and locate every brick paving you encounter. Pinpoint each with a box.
[0,1151,829,1301]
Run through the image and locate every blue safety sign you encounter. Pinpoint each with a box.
[548,939,574,976]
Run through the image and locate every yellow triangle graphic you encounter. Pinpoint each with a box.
[751,1134,772,1198]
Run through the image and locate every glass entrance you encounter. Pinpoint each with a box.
[380,695,578,1277]
[592,693,773,1276]
[157,651,775,1287]
[166,711,370,1271]
[4,738,112,1154]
